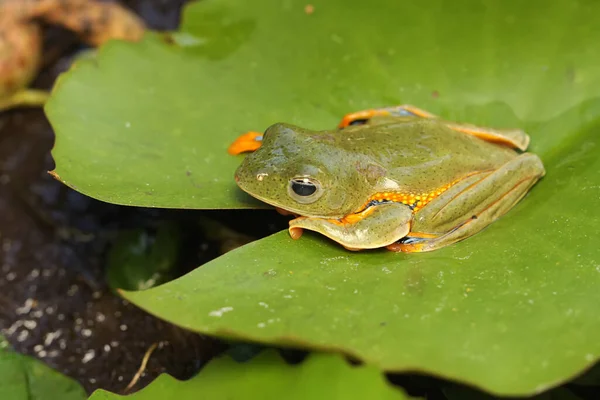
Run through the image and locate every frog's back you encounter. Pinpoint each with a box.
[334,119,517,193]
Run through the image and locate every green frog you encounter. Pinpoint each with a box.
[229,105,545,253]
[0,0,145,111]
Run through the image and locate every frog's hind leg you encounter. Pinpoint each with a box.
[339,104,529,151]
[387,153,545,253]
[338,104,436,128]
[402,105,530,151]
[443,121,530,151]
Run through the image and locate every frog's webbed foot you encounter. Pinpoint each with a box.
[0,89,50,111]
[228,131,264,155]
[339,104,530,151]
[387,153,545,253]
[288,202,413,251]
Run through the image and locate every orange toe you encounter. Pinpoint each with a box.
[289,226,304,240]
[386,242,425,253]
[227,131,264,155]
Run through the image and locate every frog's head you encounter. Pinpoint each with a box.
[234,123,372,218]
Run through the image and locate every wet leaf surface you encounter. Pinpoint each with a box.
[47,0,600,209]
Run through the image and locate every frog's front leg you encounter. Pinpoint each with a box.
[387,153,545,253]
[339,104,530,151]
[288,202,413,251]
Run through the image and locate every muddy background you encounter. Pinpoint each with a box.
[0,0,289,394]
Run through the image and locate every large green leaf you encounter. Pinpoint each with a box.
[120,107,600,395]
[121,121,600,393]
[0,337,86,400]
[47,0,600,397]
[88,350,412,399]
[46,0,600,208]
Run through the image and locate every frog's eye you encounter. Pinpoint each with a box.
[288,177,323,204]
